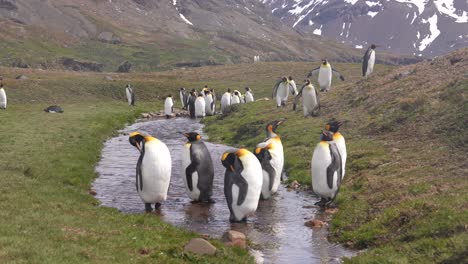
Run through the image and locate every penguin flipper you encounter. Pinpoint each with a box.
[234,175,249,206]
[362,48,371,77]
[185,161,199,192]
[326,144,342,190]
[272,80,281,98]
[136,151,144,191]
[332,68,345,81]
[307,67,320,78]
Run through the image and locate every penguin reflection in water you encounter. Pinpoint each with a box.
[221,149,263,222]
[181,132,215,203]
[311,131,342,208]
[129,132,172,212]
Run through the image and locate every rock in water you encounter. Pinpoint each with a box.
[305,219,327,228]
[184,238,216,255]
[222,230,246,248]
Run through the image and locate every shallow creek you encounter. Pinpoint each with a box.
[93,118,356,263]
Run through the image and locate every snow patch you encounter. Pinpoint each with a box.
[313,25,323,35]
[394,0,428,15]
[365,1,381,7]
[289,1,315,15]
[179,13,193,26]
[172,0,176,6]
[368,11,379,17]
[309,20,314,26]
[344,0,359,5]
[417,31,420,39]
[410,12,417,24]
[433,0,468,23]
[419,14,440,51]
[355,45,363,49]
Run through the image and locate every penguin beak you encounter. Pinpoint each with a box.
[135,141,142,152]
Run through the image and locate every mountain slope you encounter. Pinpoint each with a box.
[261,0,468,57]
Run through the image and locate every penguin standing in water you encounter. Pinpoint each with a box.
[181,132,215,203]
[0,80,7,110]
[326,121,346,179]
[307,59,345,92]
[187,91,197,118]
[125,84,135,106]
[194,93,206,118]
[204,89,215,116]
[179,87,189,109]
[272,77,295,107]
[220,89,232,113]
[362,44,377,78]
[288,76,298,95]
[129,132,172,212]
[254,120,284,199]
[293,79,320,117]
[164,95,174,119]
[244,87,254,103]
[311,131,342,208]
[231,90,243,105]
[221,148,263,222]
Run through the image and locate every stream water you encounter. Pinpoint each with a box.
[93,118,356,263]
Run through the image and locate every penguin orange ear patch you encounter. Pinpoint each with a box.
[255,148,261,154]
[196,135,201,140]
[221,152,230,161]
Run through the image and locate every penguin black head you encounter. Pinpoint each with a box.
[180,87,186,91]
[198,92,204,97]
[288,76,294,81]
[245,87,250,92]
[204,89,210,95]
[126,84,130,88]
[371,44,377,49]
[266,120,284,134]
[227,88,231,93]
[320,131,334,142]
[167,94,172,98]
[321,59,327,65]
[234,91,239,95]
[210,88,214,92]
[184,132,202,142]
[254,145,272,160]
[129,132,146,151]
[304,79,311,85]
[221,152,236,171]
[325,121,342,133]
[281,76,288,82]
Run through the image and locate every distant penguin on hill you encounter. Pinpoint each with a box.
[362,44,378,78]
[44,105,64,113]
[307,59,345,92]
[204,90,215,116]
[293,79,320,117]
[164,95,174,119]
[272,76,295,107]
[244,87,254,103]
[182,132,215,203]
[221,148,263,222]
[231,90,242,105]
[288,76,298,95]
[194,93,206,118]
[311,131,342,208]
[179,87,189,109]
[221,89,232,113]
[187,91,197,119]
[0,81,7,110]
[129,132,172,212]
[125,84,135,106]
[326,120,346,180]
[255,120,284,199]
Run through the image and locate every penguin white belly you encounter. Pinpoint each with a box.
[179,91,185,107]
[302,87,318,116]
[318,67,332,91]
[139,140,172,203]
[290,81,298,95]
[231,95,241,105]
[181,144,200,200]
[276,83,289,105]
[311,144,337,199]
[164,98,173,116]
[0,88,6,109]
[126,88,132,105]
[268,143,284,193]
[334,136,347,179]
[245,92,254,103]
[367,51,375,76]
[194,98,206,117]
[260,169,272,199]
[231,159,262,220]
[205,95,214,115]
[221,93,231,112]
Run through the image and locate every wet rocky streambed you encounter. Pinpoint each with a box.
[93,118,356,263]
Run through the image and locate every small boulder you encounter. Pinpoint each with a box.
[288,180,300,189]
[305,219,327,228]
[184,238,216,255]
[222,230,246,248]
[16,74,28,80]
[117,61,132,73]
[89,189,97,196]
[141,113,150,118]
[104,75,113,81]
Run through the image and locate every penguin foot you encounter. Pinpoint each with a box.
[314,198,327,207]
[190,200,201,204]
[325,201,337,208]
[206,198,216,204]
[154,203,162,210]
[145,203,153,213]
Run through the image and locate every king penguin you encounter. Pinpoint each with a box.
[231,90,243,105]
[164,95,174,119]
[326,121,346,180]
[288,76,298,95]
[254,120,284,199]
[311,131,342,208]
[362,44,377,78]
[220,89,232,114]
[272,77,295,107]
[194,93,206,118]
[187,91,197,119]
[125,84,135,106]
[181,132,215,203]
[204,90,215,116]
[293,79,320,117]
[221,148,263,222]
[307,59,345,92]
[179,87,189,109]
[129,132,172,212]
[0,81,7,110]
[244,87,254,103]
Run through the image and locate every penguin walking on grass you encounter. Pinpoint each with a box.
[326,121,347,179]
[220,89,232,114]
[307,59,345,92]
[288,76,298,95]
[125,84,135,106]
[244,87,254,103]
[311,131,342,208]
[164,95,174,119]
[182,132,215,203]
[0,80,7,110]
[231,90,243,105]
[293,79,320,117]
[362,44,378,78]
[254,121,284,199]
[272,77,295,107]
[129,132,172,212]
[221,148,263,222]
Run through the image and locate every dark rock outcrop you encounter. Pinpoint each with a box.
[116,61,132,73]
[61,57,103,72]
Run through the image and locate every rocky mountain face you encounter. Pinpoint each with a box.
[261,0,468,57]
[0,0,421,70]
